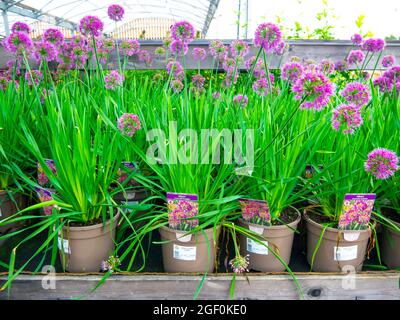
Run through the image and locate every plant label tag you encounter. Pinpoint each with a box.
[167,192,199,231]
[239,198,271,225]
[338,193,375,230]
[235,166,253,176]
[0,209,2,217]
[247,238,268,255]
[173,244,196,261]
[58,237,71,254]
[175,231,192,242]
[343,231,360,241]
[248,225,264,235]
[334,245,358,261]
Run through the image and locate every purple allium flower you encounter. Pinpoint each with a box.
[71,34,86,47]
[70,45,88,67]
[105,70,124,90]
[212,91,221,99]
[166,60,184,78]
[281,62,303,84]
[340,82,370,108]
[361,71,371,81]
[245,56,256,70]
[120,39,140,56]
[229,254,249,274]
[192,47,206,61]
[138,49,152,66]
[108,4,125,21]
[351,33,363,46]
[79,16,104,37]
[117,113,141,137]
[163,37,172,47]
[223,57,236,73]
[273,40,286,55]
[209,40,227,61]
[4,31,33,54]
[373,76,393,92]
[347,50,365,65]
[383,65,400,83]
[101,38,115,52]
[230,40,249,59]
[318,59,335,75]
[0,76,10,91]
[171,21,195,43]
[233,94,248,108]
[362,38,385,52]
[43,28,64,46]
[170,79,184,93]
[252,75,274,97]
[32,41,58,63]
[11,22,30,34]
[292,71,334,111]
[365,148,399,179]
[334,60,348,72]
[332,104,363,134]
[170,39,188,55]
[382,55,395,68]
[25,70,43,86]
[254,22,282,52]
[191,74,205,93]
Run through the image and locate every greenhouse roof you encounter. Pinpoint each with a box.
[0,0,220,37]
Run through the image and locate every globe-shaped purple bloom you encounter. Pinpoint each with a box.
[79,16,104,37]
[365,148,399,179]
[108,4,125,21]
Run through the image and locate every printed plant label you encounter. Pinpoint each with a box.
[173,244,196,261]
[338,193,376,230]
[58,237,71,254]
[334,245,358,261]
[167,192,199,231]
[247,238,269,255]
[239,198,271,226]
[0,208,2,217]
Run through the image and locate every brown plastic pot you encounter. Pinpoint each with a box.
[59,213,119,272]
[0,191,25,234]
[159,225,220,273]
[305,212,372,272]
[381,217,400,269]
[238,209,301,272]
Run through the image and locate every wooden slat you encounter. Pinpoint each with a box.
[0,271,398,300]
[1,40,400,70]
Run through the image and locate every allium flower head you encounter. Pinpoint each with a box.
[33,41,58,63]
[209,40,227,61]
[254,22,282,52]
[229,254,250,274]
[332,104,363,134]
[273,40,286,55]
[11,22,30,34]
[0,76,10,91]
[351,33,363,46]
[347,50,365,65]
[108,4,125,21]
[101,38,115,52]
[292,71,334,111]
[43,28,64,45]
[223,57,236,73]
[170,39,188,55]
[382,55,395,68]
[334,60,348,72]
[252,75,274,96]
[25,70,43,86]
[4,32,33,54]
[170,79,184,93]
[233,94,248,108]
[340,82,370,108]
[117,113,141,137]
[365,148,399,179]
[191,74,205,93]
[192,47,206,61]
[101,255,121,273]
[171,21,195,43]
[373,76,393,93]
[383,65,400,84]
[281,62,303,84]
[138,49,152,66]
[362,38,385,52]
[71,34,86,47]
[212,91,221,99]
[105,70,124,90]
[154,46,166,56]
[318,59,335,75]
[166,60,184,78]
[120,39,140,56]
[230,40,249,58]
[79,16,104,37]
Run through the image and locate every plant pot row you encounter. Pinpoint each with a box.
[1,193,400,273]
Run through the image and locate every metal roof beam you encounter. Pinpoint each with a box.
[0,0,77,31]
[202,0,220,36]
